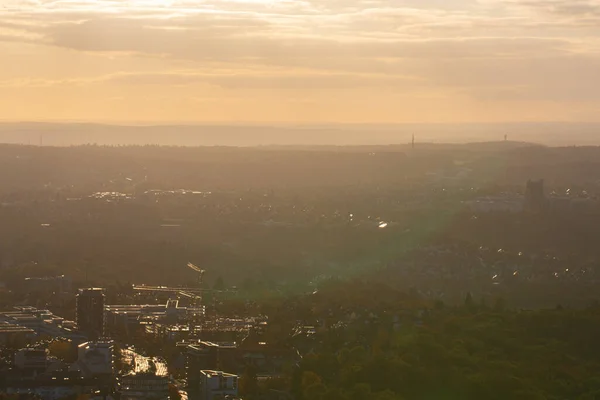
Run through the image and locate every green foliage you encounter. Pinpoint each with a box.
[464,292,475,310]
[240,365,259,398]
[304,382,327,400]
[168,384,182,400]
[213,276,226,291]
[48,339,76,363]
[282,294,600,400]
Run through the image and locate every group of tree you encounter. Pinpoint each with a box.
[243,283,600,400]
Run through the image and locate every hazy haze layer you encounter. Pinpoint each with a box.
[1,122,599,146]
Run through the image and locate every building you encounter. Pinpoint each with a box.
[105,299,189,338]
[238,328,297,374]
[199,316,260,343]
[199,370,238,400]
[14,348,48,372]
[4,370,89,400]
[120,351,169,400]
[146,323,191,342]
[120,372,169,400]
[464,195,524,213]
[23,275,72,294]
[76,288,105,339]
[525,179,545,212]
[0,307,82,341]
[185,342,237,399]
[72,340,114,377]
[0,321,35,346]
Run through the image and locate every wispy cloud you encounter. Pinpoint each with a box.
[1,0,600,122]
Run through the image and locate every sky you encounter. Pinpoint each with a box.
[1,0,600,124]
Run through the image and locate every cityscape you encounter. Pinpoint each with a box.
[4,0,600,396]
[1,279,291,400]
[0,142,600,399]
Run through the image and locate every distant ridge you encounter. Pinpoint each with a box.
[0,122,598,147]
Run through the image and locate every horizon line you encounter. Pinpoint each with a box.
[1,120,600,127]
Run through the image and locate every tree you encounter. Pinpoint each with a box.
[464,292,475,310]
[304,383,327,400]
[434,299,445,310]
[493,297,506,313]
[48,340,76,363]
[351,383,372,400]
[213,276,226,291]
[374,390,404,400]
[324,388,349,400]
[291,367,304,400]
[239,365,259,398]
[301,371,322,389]
[168,384,182,400]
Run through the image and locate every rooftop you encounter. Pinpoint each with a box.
[201,370,238,379]
[78,288,105,293]
[79,340,114,348]
[0,324,35,333]
[188,341,238,351]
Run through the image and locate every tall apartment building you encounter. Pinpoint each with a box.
[76,288,105,339]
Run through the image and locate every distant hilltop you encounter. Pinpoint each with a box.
[0,121,598,147]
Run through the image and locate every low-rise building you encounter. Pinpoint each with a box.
[15,348,48,372]
[186,342,238,397]
[120,351,169,400]
[0,321,35,346]
[23,275,72,294]
[200,370,238,400]
[121,372,169,400]
[146,323,192,342]
[4,370,87,400]
[105,300,189,337]
[0,307,83,341]
[72,340,115,377]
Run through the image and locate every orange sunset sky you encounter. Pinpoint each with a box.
[1,0,599,123]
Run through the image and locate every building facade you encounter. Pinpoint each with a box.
[14,348,48,371]
[186,342,237,398]
[0,307,83,341]
[121,372,169,400]
[199,370,238,400]
[74,340,115,377]
[76,288,105,339]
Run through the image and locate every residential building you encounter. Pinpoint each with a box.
[0,321,35,346]
[199,370,238,400]
[105,299,188,338]
[4,370,87,400]
[14,348,48,372]
[186,342,237,398]
[72,340,114,377]
[23,275,72,294]
[76,288,105,339]
[120,372,169,400]
[0,307,83,341]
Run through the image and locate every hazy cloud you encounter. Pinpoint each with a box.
[1,0,600,122]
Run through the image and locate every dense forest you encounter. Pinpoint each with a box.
[236,282,600,400]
